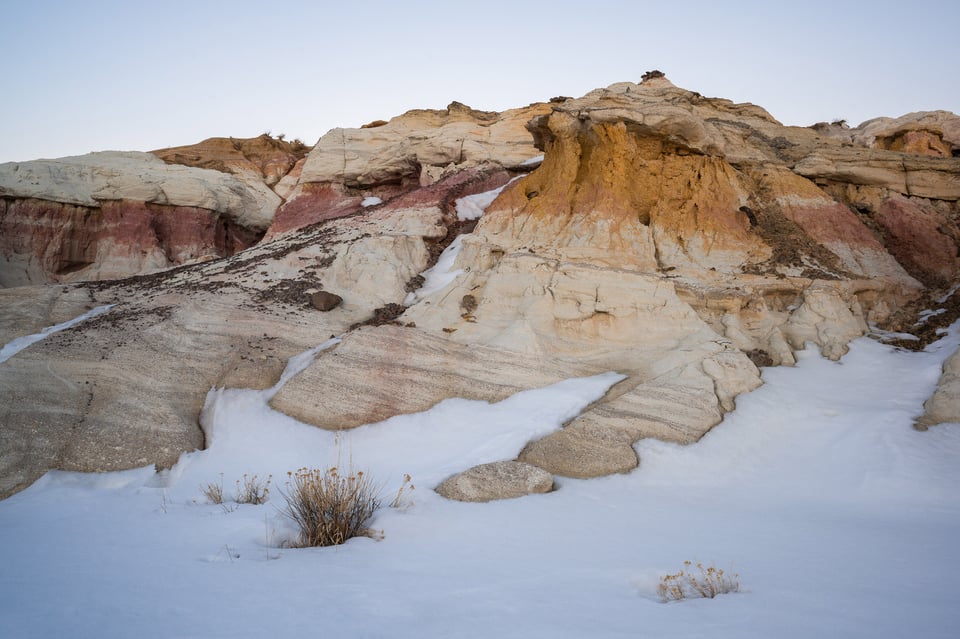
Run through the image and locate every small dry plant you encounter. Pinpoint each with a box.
[201,475,225,504]
[658,561,740,602]
[391,473,415,509]
[235,474,272,505]
[280,466,382,547]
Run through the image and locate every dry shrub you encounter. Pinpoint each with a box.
[280,467,381,547]
[658,561,740,602]
[201,475,224,504]
[235,474,271,505]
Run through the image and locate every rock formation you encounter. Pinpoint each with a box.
[0,137,308,287]
[1,75,959,500]
[266,100,551,237]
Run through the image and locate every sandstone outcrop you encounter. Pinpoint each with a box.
[268,100,552,236]
[152,134,310,188]
[1,75,959,499]
[917,347,960,428]
[0,152,279,285]
[815,110,960,158]
[0,164,520,497]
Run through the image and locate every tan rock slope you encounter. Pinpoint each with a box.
[1,74,959,499]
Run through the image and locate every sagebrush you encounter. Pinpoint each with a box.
[280,466,381,547]
[658,561,740,602]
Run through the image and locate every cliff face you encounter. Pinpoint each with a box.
[0,142,304,286]
[1,76,959,499]
[266,101,552,237]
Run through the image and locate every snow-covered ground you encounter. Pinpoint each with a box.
[1,316,959,638]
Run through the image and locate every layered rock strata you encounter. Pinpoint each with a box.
[0,151,280,285]
[1,76,959,500]
[267,100,552,237]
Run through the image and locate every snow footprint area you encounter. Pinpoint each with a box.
[0,303,115,363]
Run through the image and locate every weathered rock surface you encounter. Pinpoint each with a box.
[0,165,519,497]
[269,101,551,235]
[815,110,960,158]
[2,75,959,498]
[299,101,551,187]
[0,197,262,286]
[0,151,279,226]
[152,134,310,188]
[435,461,553,502]
[917,347,960,428]
[0,151,279,285]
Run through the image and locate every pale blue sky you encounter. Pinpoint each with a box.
[1,0,958,163]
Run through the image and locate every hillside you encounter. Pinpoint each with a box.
[2,73,960,637]
[2,74,959,499]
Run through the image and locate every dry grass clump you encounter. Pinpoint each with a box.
[658,561,740,602]
[201,477,224,504]
[200,473,271,506]
[280,466,382,547]
[235,474,271,505]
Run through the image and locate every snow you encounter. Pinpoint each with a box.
[404,181,516,306]
[454,178,519,221]
[0,304,114,364]
[361,196,382,207]
[2,328,960,638]
[520,154,545,167]
[403,234,466,306]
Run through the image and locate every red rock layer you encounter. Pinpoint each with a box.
[0,197,261,285]
[875,196,960,287]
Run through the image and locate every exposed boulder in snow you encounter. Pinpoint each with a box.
[434,461,554,502]
[917,346,960,428]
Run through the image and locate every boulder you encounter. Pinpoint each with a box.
[917,347,960,428]
[435,461,553,502]
[309,291,342,311]
[298,101,551,188]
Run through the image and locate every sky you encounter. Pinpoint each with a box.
[1,0,958,164]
